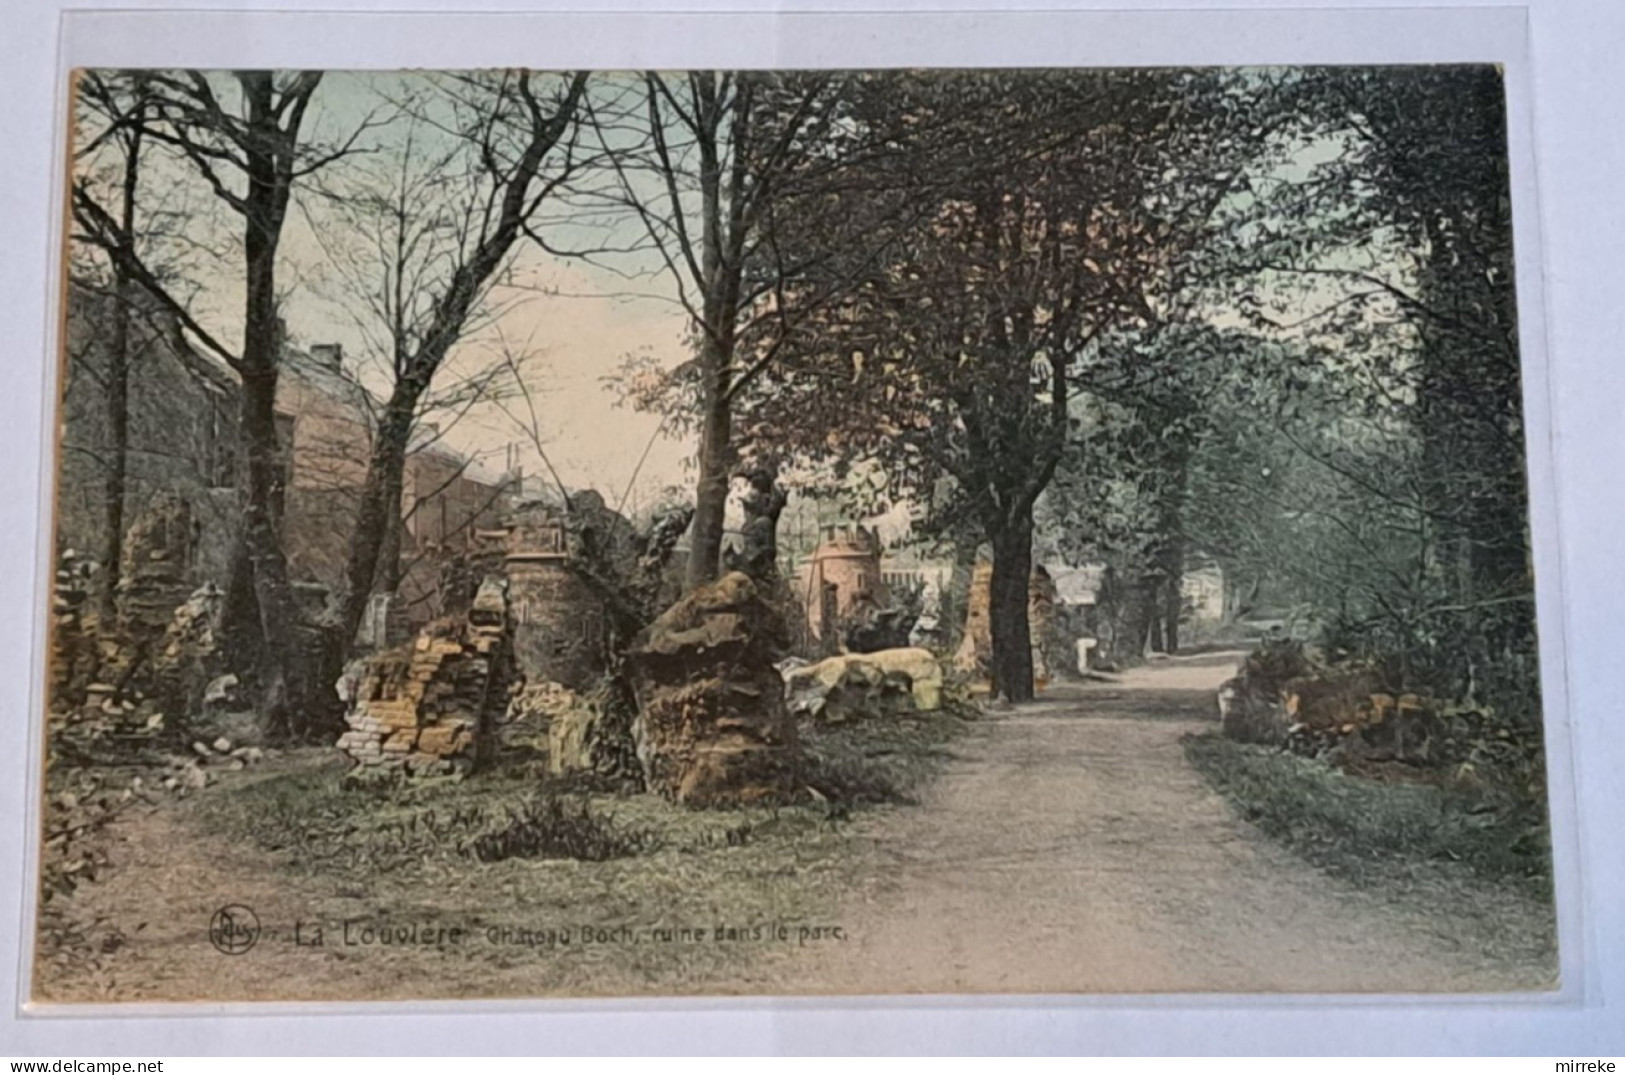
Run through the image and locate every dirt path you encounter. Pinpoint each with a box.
[35,650,1553,1003]
[778,651,1554,995]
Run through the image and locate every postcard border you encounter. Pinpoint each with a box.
[1,1,1604,1055]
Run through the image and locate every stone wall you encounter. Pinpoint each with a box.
[336,578,511,774]
[57,282,239,585]
[115,492,196,638]
[503,513,606,690]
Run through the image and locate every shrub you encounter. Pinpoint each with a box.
[467,794,660,863]
[802,752,903,807]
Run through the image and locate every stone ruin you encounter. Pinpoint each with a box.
[501,508,608,691]
[116,492,197,640]
[52,494,226,731]
[953,562,1060,688]
[629,571,800,806]
[336,577,511,775]
[783,647,945,723]
[801,527,890,651]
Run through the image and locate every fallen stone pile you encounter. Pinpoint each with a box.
[630,572,799,806]
[1216,641,1513,772]
[51,688,166,762]
[784,647,944,723]
[336,577,511,775]
[1284,686,1444,764]
[50,550,100,704]
[149,738,270,795]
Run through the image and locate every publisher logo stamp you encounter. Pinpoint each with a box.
[209,904,260,955]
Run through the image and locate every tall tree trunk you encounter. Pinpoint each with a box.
[375,478,405,595]
[1111,575,1156,664]
[1159,533,1186,654]
[97,114,143,623]
[218,529,260,674]
[681,76,746,593]
[98,273,131,623]
[234,74,304,738]
[339,397,415,644]
[333,71,588,644]
[1162,571,1183,654]
[1145,579,1167,655]
[237,363,302,737]
[1220,570,1254,627]
[686,338,733,589]
[988,511,1036,703]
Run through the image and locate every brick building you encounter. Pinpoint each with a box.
[57,281,510,632]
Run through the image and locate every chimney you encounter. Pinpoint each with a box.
[309,343,343,372]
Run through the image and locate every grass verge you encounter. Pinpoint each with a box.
[799,703,971,808]
[1182,732,1551,895]
[184,704,970,997]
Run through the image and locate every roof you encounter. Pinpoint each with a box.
[282,348,379,419]
[282,349,511,491]
[70,285,513,493]
[66,278,238,398]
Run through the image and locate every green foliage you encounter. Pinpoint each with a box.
[1022,68,1537,725]
[742,71,1265,529]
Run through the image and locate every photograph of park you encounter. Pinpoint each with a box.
[33,64,1556,1001]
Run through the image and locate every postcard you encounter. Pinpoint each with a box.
[32,63,1558,1002]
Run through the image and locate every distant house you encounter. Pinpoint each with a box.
[1180,560,1227,623]
[58,282,510,629]
[1047,564,1104,611]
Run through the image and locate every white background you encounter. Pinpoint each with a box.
[1,0,1621,1056]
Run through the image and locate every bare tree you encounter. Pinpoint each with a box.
[70,72,155,619]
[301,71,589,648]
[581,73,858,589]
[71,69,374,736]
